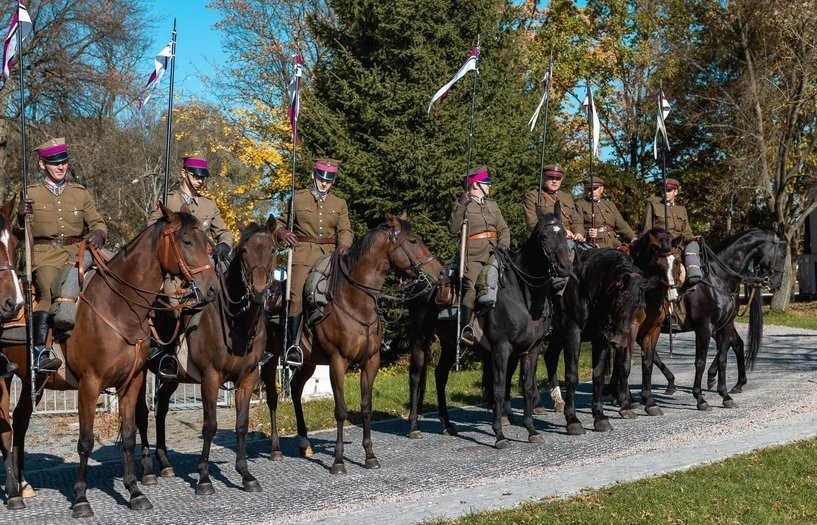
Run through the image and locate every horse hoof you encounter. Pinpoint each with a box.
[529,433,544,444]
[300,446,314,458]
[443,424,458,437]
[330,463,347,475]
[365,458,381,470]
[130,495,153,511]
[501,416,511,427]
[594,418,613,432]
[628,402,642,411]
[270,450,283,461]
[554,401,565,413]
[723,399,737,409]
[533,405,548,415]
[495,438,511,450]
[566,422,585,436]
[160,467,175,478]
[72,502,94,519]
[619,409,636,419]
[21,484,36,498]
[196,482,215,495]
[729,386,743,394]
[611,398,621,407]
[141,474,158,486]
[408,430,423,439]
[244,479,262,492]
[664,385,677,395]
[645,405,663,416]
[6,497,25,510]
[697,401,710,411]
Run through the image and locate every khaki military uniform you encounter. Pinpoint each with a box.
[275,189,353,315]
[448,196,510,309]
[576,197,636,249]
[147,190,234,246]
[17,181,106,312]
[523,189,584,236]
[641,196,694,243]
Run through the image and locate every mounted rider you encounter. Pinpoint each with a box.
[575,176,636,249]
[274,158,353,367]
[147,155,236,379]
[448,165,510,346]
[15,137,107,373]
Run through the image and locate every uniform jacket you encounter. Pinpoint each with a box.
[575,197,636,248]
[448,196,510,265]
[640,196,695,244]
[148,190,235,247]
[275,189,353,267]
[523,189,584,236]
[17,180,107,270]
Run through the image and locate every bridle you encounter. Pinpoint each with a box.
[753,232,786,291]
[220,232,276,318]
[387,226,437,297]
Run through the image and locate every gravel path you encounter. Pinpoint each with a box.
[3,324,816,524]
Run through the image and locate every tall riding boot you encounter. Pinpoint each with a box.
[32,311,62,373]
[150,312,179,380]
[459,306,476,347]
[284,314,304,367]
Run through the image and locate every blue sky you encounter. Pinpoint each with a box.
[145,1,226,102]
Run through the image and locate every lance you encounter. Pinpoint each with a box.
[455,35,480,372]
[161,20,177,206]
[658,80,675,354]
[536,49,553,210]
[585,80,596,247]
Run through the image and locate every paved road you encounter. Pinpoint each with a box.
[4,325,816,524]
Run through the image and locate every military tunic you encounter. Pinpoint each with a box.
[147,190,235,247]
[448,196,510,309]
[17,180,106,311]
[523,189,584,236]
[640,196,695,244]
[575,197,636,248]
[275,188,353,315]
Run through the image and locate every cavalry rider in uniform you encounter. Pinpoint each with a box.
[147,155,235,378]
[274,158,353,366]
[15,137,107,373]
[640,177,702,285]
[575,176,636,249]
[448,166,510,346]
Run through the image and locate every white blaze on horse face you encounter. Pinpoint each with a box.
[1,229,24,308]
[550,225,562,233]
[665,253,678,302]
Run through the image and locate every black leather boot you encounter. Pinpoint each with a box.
[32,311,62,373]
[284,314,304,367]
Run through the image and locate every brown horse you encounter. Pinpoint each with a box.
[0,198,24,322]
[1,206,218,516]
[261,214,438,474]
[136,218,280,495]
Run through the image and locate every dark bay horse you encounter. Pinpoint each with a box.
[136,218,279,495]
[0,198,24,321]
[645,228,788,411]
[261,214,438,474]
[1,206,218,516]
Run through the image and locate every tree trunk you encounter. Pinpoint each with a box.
[770,249,793,311]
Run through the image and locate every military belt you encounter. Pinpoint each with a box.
[33,236,83,246]
[596,225,616,233]
[296,235,336,245]
[468,231,497,240]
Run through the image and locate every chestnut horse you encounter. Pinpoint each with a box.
[136,218,280,495]
[261,214,438,474]
[1,206,218,516]
[0,198,24,321]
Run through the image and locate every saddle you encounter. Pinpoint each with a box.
[51,247,113,337]
[304,253,333,326]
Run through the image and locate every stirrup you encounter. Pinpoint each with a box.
[34,349,62,374]
[460,326,476,347]
[157,354,179,380]
[284,344,304,368]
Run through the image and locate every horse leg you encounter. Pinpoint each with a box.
[235,370,262,491]
[11,374,37,499]
[730,332,747,394]
[652,349,677,395]
[360,352,381,470]
[715,336,736,409]
[0,378,23,509]
[591,340,612,432]
[502,351,519,427]
[434,336,458,436]
[563,330,585,436]
[639,330,664,416]
[135,377,157,486]
[291,363,317,457]
[155,380,179,477]
[408,311,433,439]
[520,348,543,443]
[615,341,637,418]
[692,328,713,411]
[543,339,565,412]
[195,374,221,495]
[72,378,102,518]
[707,351,720,390]
[328,355,349,474]
[491,342,512,449]
[260,361,282,460]
[118,373,153,511]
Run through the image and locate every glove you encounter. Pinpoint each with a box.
[276,228,299,247]
[17,198,33,218]
[213,242,231,260]
[457,192,471,205]
[336,244,350,256]
[83,229,106,249]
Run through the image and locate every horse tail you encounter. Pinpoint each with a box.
[746,284,764,370]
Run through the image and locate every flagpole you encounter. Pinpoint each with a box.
[537,49,553,210]
[658,80,675,354]
[162,19,177,205]
[456,35,480,372]
[586,80,596,247]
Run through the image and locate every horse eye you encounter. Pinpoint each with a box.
[409,238,418,244]
[182,238,193,246]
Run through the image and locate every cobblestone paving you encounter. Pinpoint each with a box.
[3,325,816,524]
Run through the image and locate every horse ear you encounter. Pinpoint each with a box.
[384,212,398,228]
[0,196,15,222]
[159,202,176,222]
[236,220,247,233]
[400,209,408,221]
[265,215,277,233]
[553,200,562,222]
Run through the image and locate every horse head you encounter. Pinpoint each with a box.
[232,217,279,305]
[534,203,571,278]
[753,228,788,292]
[383,213,440,283]
[156,203,219,305]
[631,228,684,300]
[0,197,24,321]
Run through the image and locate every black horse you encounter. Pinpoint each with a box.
[646,228,788,410]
